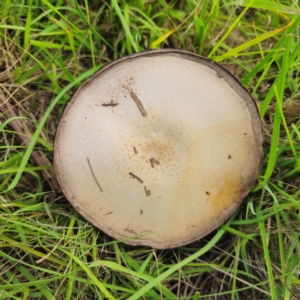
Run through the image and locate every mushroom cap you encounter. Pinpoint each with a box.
[54,49,263,249]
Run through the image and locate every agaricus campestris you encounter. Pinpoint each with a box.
[54,49,263,249]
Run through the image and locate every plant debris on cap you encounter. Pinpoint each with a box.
[54,49,263,249]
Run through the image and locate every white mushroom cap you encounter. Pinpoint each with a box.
[54,49,263,249]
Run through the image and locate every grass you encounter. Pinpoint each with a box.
[0,0,300,299]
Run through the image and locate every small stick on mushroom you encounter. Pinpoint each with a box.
[149,157,160,168]
[129,172,143,183]
[129,90,148,117]
[144,186,151,196]
[133,146,137,154]
[87,157,103,192]
[102,100,119,107]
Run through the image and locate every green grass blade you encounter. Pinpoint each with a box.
[261,92,281,183]
[242,15,300,86]
[208,0,253,58]
[258,221,277,299]
[214,21,294,62]
[31,40,63,49]
[111,0,138,52]
[128,228,226,300]
[24,0,32,50]
[60,248,116,300]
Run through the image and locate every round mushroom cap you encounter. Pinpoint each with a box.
[54,49,263,249]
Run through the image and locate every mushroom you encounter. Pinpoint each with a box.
[54,49,263,249]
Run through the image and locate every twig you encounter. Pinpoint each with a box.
[0,88,60,193]
[87,157,103,192]
[102,100,119,107]
[129,90,148,117]
[133,146,137,154]
[129,172,143,184]
[149,157,160,168]
[144,186,151,196]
